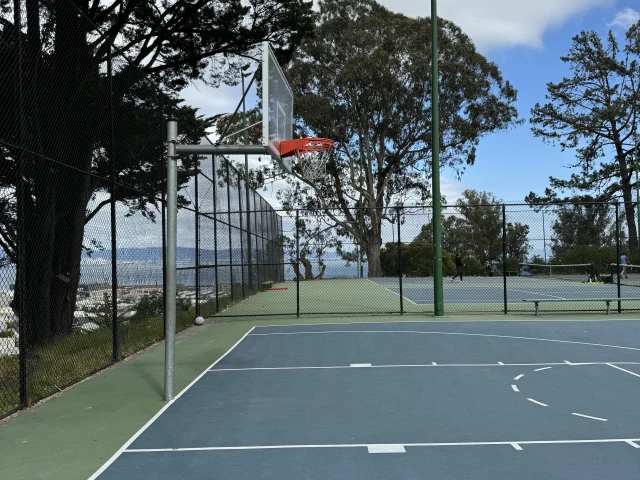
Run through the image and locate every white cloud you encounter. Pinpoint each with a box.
[441,176,465,203]
[377,0,613,51]
[607,7,640,29]
[179,83,236,115]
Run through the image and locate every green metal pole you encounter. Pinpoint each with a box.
[431,0,444,316]
[635,127,639,249]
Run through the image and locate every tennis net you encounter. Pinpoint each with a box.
[519,263,593,282]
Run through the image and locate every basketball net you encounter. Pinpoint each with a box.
[280,138,334,183]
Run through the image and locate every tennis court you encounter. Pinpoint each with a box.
[374,276,640,306]
[217,275,640,317]
[91,319,640,479]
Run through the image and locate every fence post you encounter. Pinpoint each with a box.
[616,202,621,313]
[280,215,285,282]
[107,42,119,361]
[246,174,253,295]
[296,209,300,318]
[226,159,233,300]
[238,173,245,298]
[502,204,508,315]
[14,0,27,408]
[160,99,167,336]
[212,155,220,313]
[194,164,200,317]
[254,191,260,289]
[261,200,267,286]
[397,207,403,315]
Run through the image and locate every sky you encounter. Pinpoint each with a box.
[178,0,640,207]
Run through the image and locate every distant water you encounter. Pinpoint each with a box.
[0,258,368,289]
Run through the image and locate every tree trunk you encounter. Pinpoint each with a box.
[621,184,638,248]
[365,211,383,278]
[290,259,304,280]
[13,197,56,345]
[11,0,102,346]
[300,254,314,280]
[366,242,382,277]
[49,169,94,335]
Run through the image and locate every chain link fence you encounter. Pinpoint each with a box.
[217,203,640,318]
[2,0,640,423]
[0,0,283,419]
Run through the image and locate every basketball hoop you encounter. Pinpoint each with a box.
[280,138,334,182]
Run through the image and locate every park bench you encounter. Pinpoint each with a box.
[522,298,640,316]
[261,280,275,291]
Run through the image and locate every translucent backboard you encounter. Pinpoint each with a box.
[262,42,294,173]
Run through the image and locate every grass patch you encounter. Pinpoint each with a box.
[0,294,252,418]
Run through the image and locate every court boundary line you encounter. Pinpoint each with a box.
[88,326,256,480]
[123,437,640,453]
[366,278,418,305]
[208,361,640,373]
[254,318,640,330]
[248,329,640,352]
[507,288,566,300]
[607,363,640,378]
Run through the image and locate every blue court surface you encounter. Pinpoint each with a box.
[91,320,640,479]
[371,277,640,305]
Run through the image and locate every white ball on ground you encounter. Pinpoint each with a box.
[195,316,205,326]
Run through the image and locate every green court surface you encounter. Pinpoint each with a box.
[3,313,640,480]
[218,277,640,317]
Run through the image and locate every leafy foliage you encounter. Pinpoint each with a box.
[549,203,616,256]
[417,190,531,265]
[529,22,640,245]
[263,0,519,277]
[0,0,314,345]
[381,190,531,277]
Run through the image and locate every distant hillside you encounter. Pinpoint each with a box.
[82,247,348,264]
[84,247,238,263]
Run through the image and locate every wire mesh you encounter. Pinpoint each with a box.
[0,0,286,418]
[2,0,640,422]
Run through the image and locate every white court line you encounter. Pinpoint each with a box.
[512,385,520,392]
[88,327,257,480]
[350,363,371,368]
[124,438,640,453]
[508,288,566,300]
[256,319,640,330]
[514,374,524,380]
[534,367,552,372]
[607,363,640,378]
[209,362,640,373]
[248,329,640,353]
[625,440,640,448]
[511,443,523,451]
[527,398,549,407]
[366,279,419,305]
[367,444,406,453]
[564,360,573,365]
[498,362,504,365]
[572,413,608,422]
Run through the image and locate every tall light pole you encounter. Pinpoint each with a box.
[634,125,639,247]
[431,0,444,316]
[241,65,253,292]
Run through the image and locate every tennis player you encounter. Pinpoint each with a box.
[451,254,463,282]
[620,252,628,279]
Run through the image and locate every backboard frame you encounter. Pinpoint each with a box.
[262,41,294,173]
